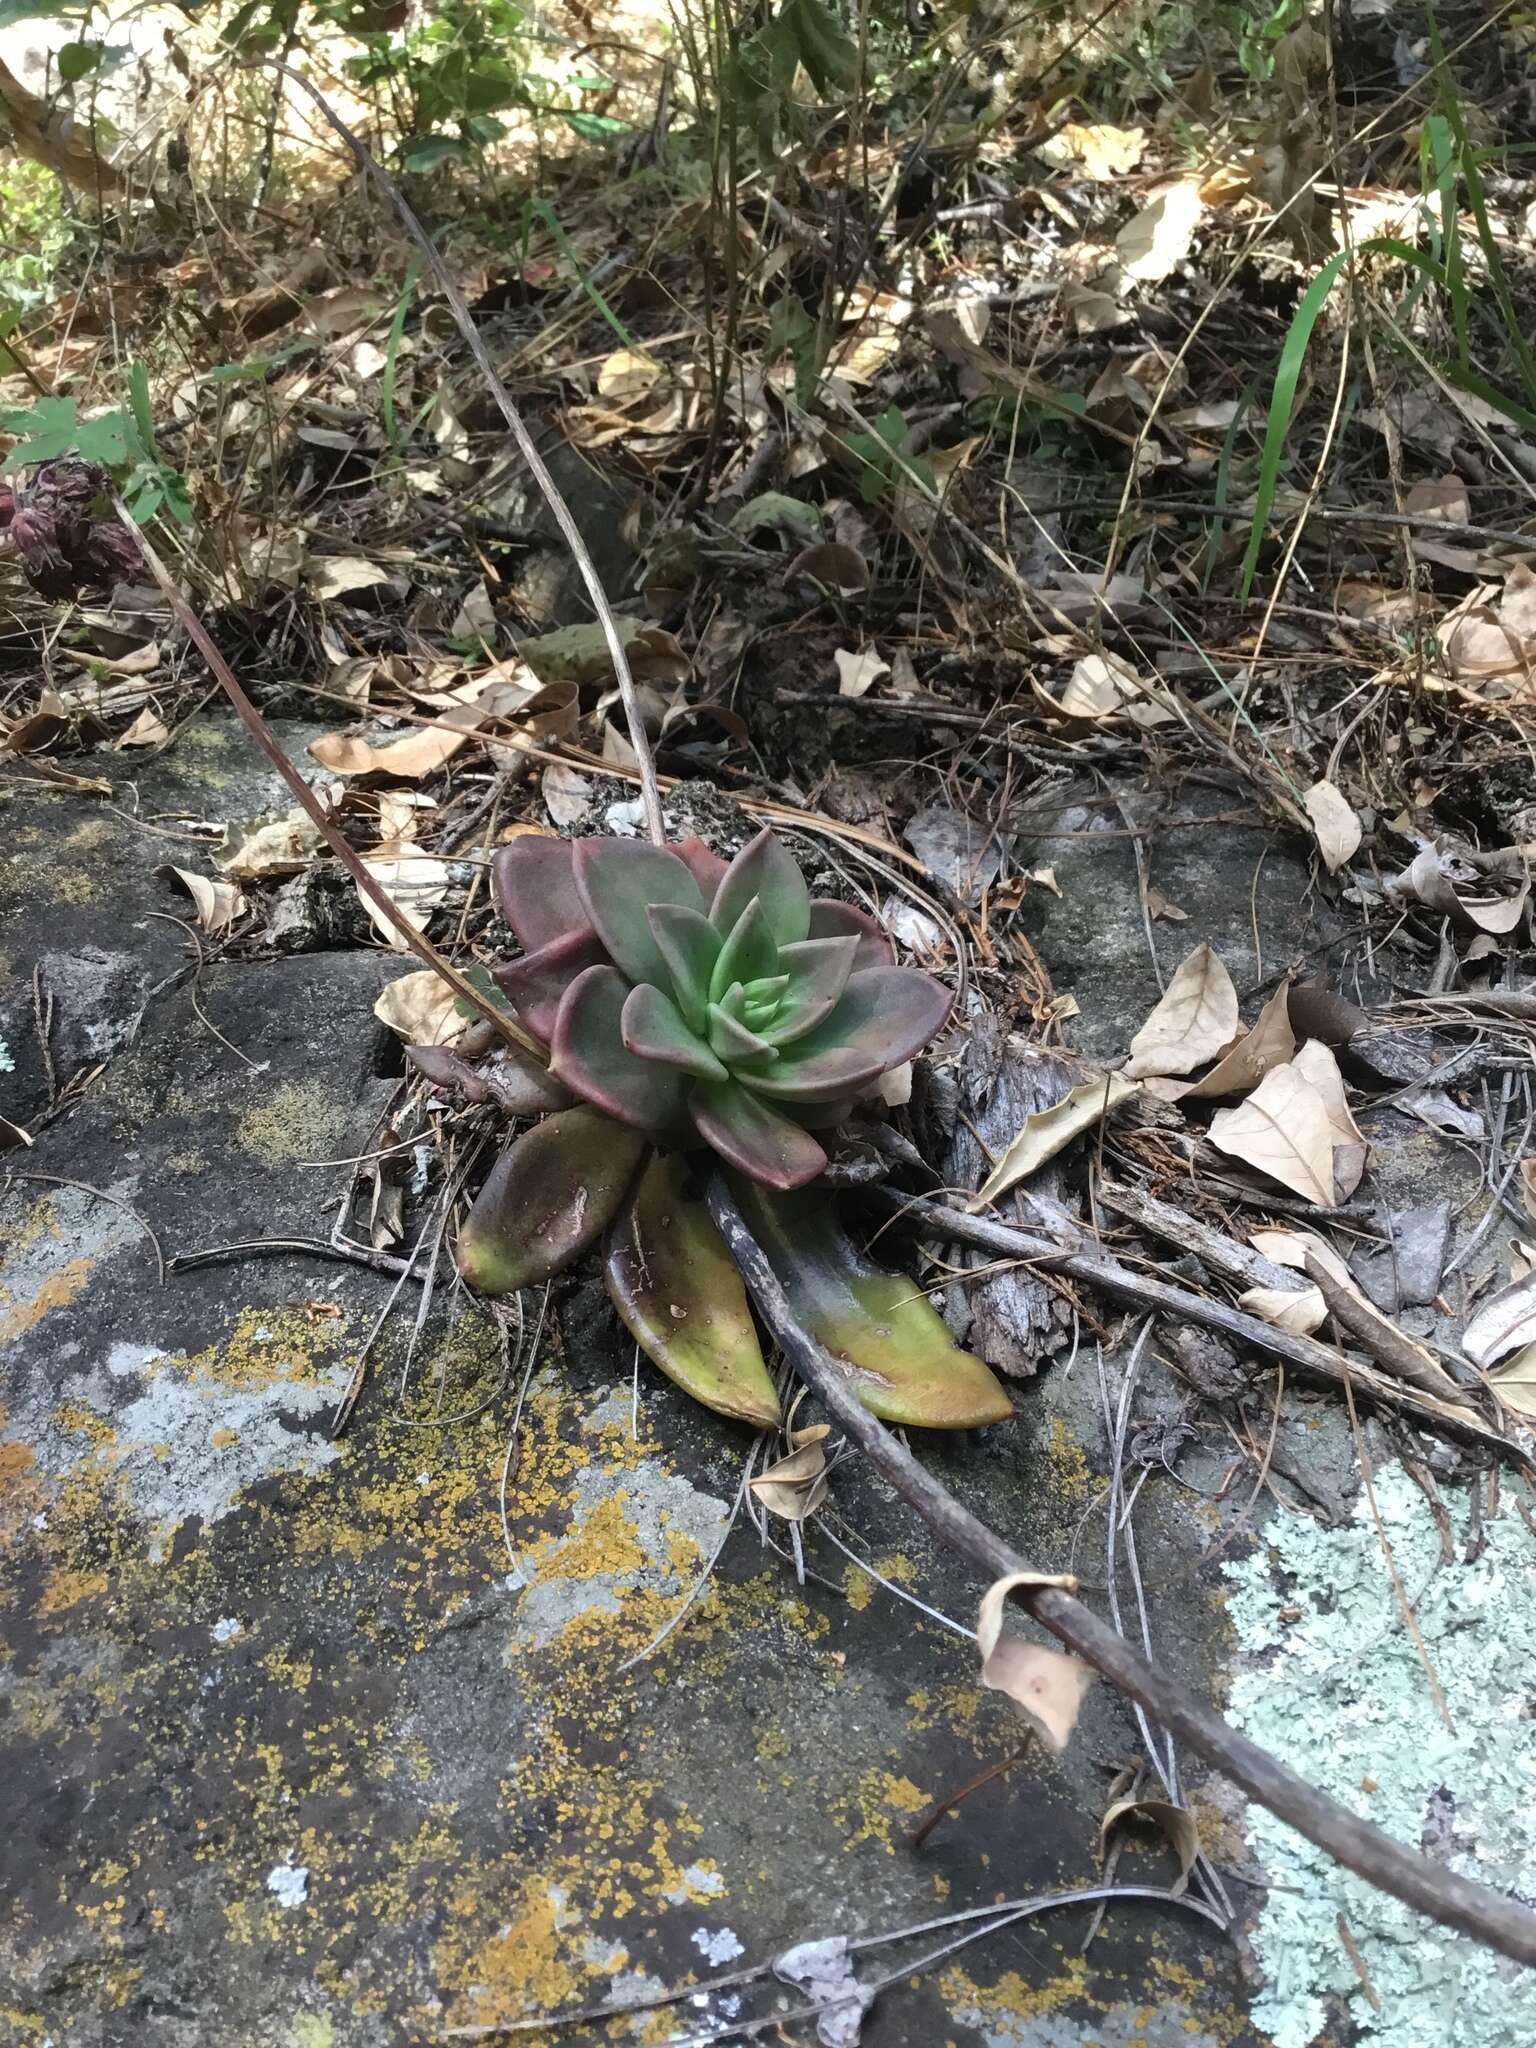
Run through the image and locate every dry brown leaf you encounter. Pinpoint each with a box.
[222,814,323,880]
[1058,651,1144,718]
[0,1114,33,1150]
[1250,1226,1355,1291]
[542,762,594,829]
[1208,1064,1338,1207]
[1143,885,1188,923]
[787,542,870,593]
[163,866,244,935]
[834,647,890,699]
[358,842,451,950]
[1521,1159,1536,1223]
[306,556,395,602]
[1098,1798,1200,1895]
[750,1427,831,1522]
[1462,1271,1536,1369]
[1487,1343,1536,1421]
[1403,475,1471,525]
[1239,1282,1329,1336]
[1060,281,1129,335]
[1179,983,1296,1101]
[1291,1038,1368,1199]
[1303,779,1363,872]
[116,706,170,748]
[1399,846,1531,936]
[309,706,483,780]
[1124,945,1239,1079]
[596,348,663,401]
[1115,180,1205,283]
[977,1572,1093,1755]
[966,1071,1140,1211]
[1440,565,1536,685]
[1040,121,1146,180]
[373,970,464,1048]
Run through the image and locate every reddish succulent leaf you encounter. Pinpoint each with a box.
[405,1044,491,1102]
[689,1079,828,1190]
[456,1107,648,1294]
[492,834,591,952]
[551,964,688,1135]
[807,898,895,971]
[574,837,705,988]
[671,835,729,905]
[768,935,859,1043]
[645,903,721,1033]
[605,1153,782,1428]
[710,827,811,947]
[732,1180,1014,1429]
[751,967,950,1102]
[495,927,607,1043]
[622,983,727,1080]
[710,898,780,1000]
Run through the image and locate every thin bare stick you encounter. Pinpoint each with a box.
[706,1171,1536,1968]
[256,62,666,847]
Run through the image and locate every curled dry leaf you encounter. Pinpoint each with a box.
[1487,1344,1536,1422]
[306,556,394,602]
[542,761,593,829]
[1039,120,1146,180]
[1099,1797,1200,1896]
[308,704,485,780]
[976,1571,1093,1755]
[358,842,451,951]
[1399,846,1530,937]
[0,1114,33,1150]
[1057,651,1143,719]
[834,646,890,699]
[116,706,170,748]
[1115,179,1205,284]
[1251,1225,1355,1291]
[1439,564,1536,685]
[1403,475,1471,525]
[162,866,244,935]
[1240,1282,1328,1336]
[1176,982,1296,1101]
[221,813,323,880]
[1303,779,1363,872]
[1462,1270,1536,1370]
[373,969,464,1048]
[1292,1038,1368,1200]
[1124,944,1239,1079]
[596,348,663,401]
[1208,1063,1337,1208]
[786,541,870,594]
[967,1071,1140,1211]
[750,1426,832,1522]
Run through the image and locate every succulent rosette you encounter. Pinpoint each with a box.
[452,826,1010,1432]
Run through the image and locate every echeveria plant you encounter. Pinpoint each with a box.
[489,827,949,1189]
[451,826,1010,1432]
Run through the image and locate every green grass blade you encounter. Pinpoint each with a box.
[1200,384,1253,596]
[527,197,641,353]
[1238,247,1353,601]
[381,253,425,454]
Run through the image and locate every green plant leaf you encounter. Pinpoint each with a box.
[730,1180,1013,1429]
[605,1153,781,1427]
[57,38,103,81]
[456,1107,648,1294]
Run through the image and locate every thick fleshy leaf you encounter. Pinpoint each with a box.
[708,988,779,1065]
[551,965,689,1136]
[622,982,728,1081]
[731,1180,1013,1428]
[573,837,706,989]
[605,1152,781,1427]
[741,975,791,1030]
[407,1041,574,1116]
[807,898,894,971]
[766,935,858,1044]
[645,903,719,1033]
[493,835,591,952]
[710,897,780,1002]
[710,828,811,947]
[494,928,608,1042]
[671,835,729,905]
[750,967,951,1102]
[689,1079,827,1189]
[456,1108,647,1294]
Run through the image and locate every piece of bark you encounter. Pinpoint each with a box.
[1099,1181,1309,1297]
[925,1020,1079,1376]
[1350,1203,1450,1313]
[1303,1255,1471,1407]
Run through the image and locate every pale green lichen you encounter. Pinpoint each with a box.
[1224,1462,1536,2048]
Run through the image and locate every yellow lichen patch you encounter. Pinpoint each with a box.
[831,1768,930,1853]
[65,820,113,852]
[1046,1413,1097,1502]
[0,1254,99,1344]
[183,1305,350,1393]
[235,1082,352,1167]
[843,1563,875,1611]
[940,1954,1098,2029]
[35,1564,109,1616]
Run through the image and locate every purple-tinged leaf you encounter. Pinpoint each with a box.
[407,1041,573,1116]
[456,1107,648,1294]
[574,837,706,989]
[606,1153,781,1427]
[671,835,729,905]
[710,828,811,948]
[709,897,780,1002]
[493,834,591,952]
[807,898,894,971]
[766,935,858,1043]
[751,967,951,1102]
[621,983,728,1081]
[551,964,688,1136]
[690,1079,827,1189]
[731,1179,1013,1429]
[494,928,608,1043]
[646,903,721,1033]
[707,988,779,1065]
[405,1044,492,1103]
